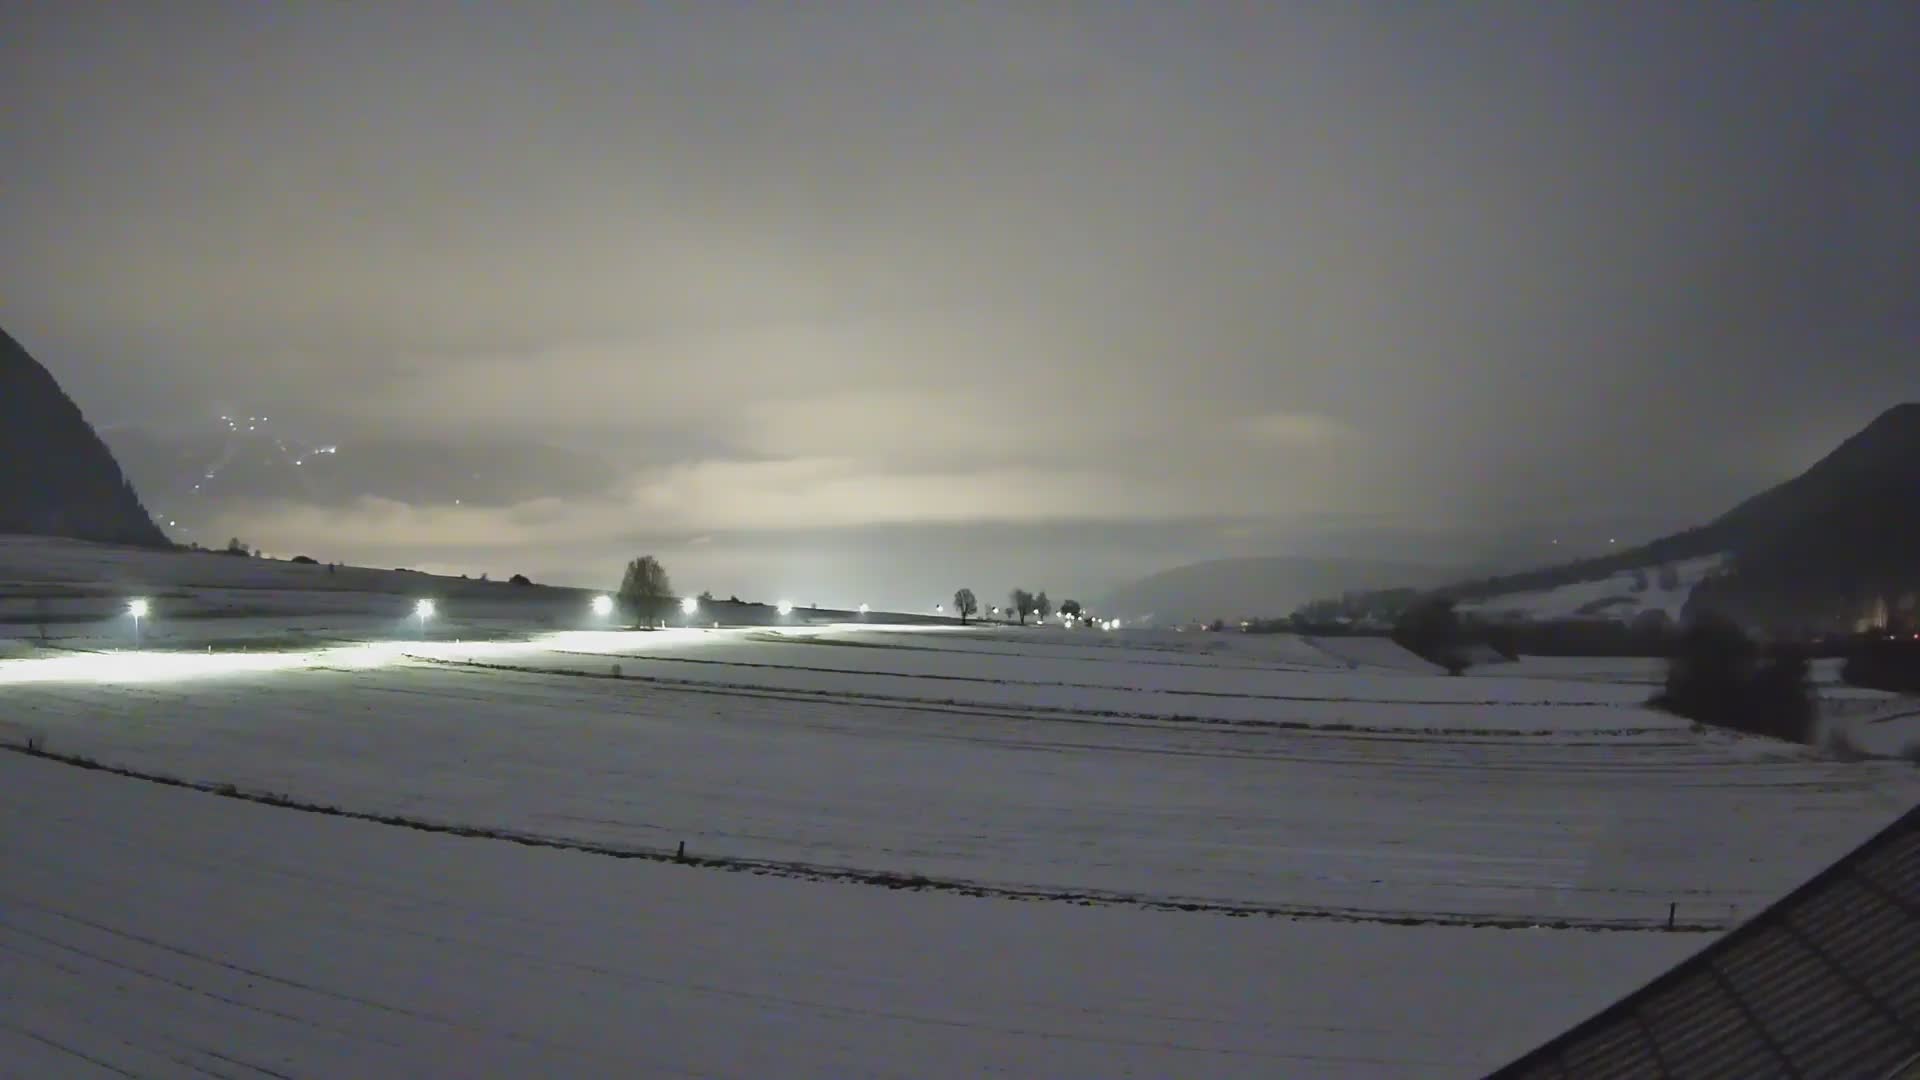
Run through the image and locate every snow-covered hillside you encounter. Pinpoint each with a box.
[1458,554,1728,624]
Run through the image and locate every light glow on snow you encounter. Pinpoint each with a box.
[0,629,731,687]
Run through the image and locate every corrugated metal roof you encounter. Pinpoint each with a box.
[1488,802,1920,1079]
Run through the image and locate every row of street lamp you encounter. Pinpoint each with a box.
[116,592,830,648]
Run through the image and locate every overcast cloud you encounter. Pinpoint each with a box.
[3,3,1915,605]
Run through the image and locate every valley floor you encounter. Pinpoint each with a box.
[0,750,1696,1079]
[4,538,1918,1075]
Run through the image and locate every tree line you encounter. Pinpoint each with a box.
[948,587,1085,626]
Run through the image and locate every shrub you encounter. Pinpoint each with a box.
[1652,615,1815,744]
[509,573,532,586]
[1748,648,1816,743]
[1651,614,1755,729]
[290,554,318,565]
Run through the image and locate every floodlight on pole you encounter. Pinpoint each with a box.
[591,595,614,617]
[415,598,435,636]
[128,598,150,648]
[681,596,699,616]
[776,600,794,616]
[858,603,870,616]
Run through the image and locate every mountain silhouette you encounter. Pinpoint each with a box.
[1,324,169,547]
[1423,403,1920,629]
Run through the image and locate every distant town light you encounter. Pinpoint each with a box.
[590,595,614,617]
[776,600,794,616]
[680,596,700,615]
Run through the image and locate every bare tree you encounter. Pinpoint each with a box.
[953,588,978,624]
[618,555,675,628]
[1009,588,1034,625]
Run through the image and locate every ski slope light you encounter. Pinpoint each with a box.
[680,596,699,615]
[590,595,615,617]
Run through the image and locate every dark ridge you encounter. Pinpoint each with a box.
[0,324,169,547]
[1396,403,1920,629]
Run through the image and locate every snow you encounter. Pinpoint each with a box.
[1825,696,1920,759]
[1458,554,1727,624]
[0,751,1699,1078]
[3,535,1917,1075]
[5,625,1913,925]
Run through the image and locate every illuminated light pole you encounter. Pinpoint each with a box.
[415,598,435,637]
[128,598,150,649]
[591,595,614,618]
[681,595,699,625]
[858,603,870,617]
[776,600,793,617]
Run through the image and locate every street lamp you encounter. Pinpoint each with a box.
[591,595,614,617]
[776,600,794,616]
[858,603,870,616]
[415,598,435,636]
[128,598,149,648]
[680,595,699,622]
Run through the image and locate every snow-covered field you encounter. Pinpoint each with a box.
[3,537,1918,1076]
[0,751,1701,1078]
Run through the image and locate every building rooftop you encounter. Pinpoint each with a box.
[1489,800,1920,1078]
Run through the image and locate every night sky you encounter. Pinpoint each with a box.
[4,3,1915,606]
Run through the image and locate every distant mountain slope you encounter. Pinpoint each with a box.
[1705,402,1920,581]
[1098,557,1456,623]
[1433,403,1920,629]
[0,325,168,547]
